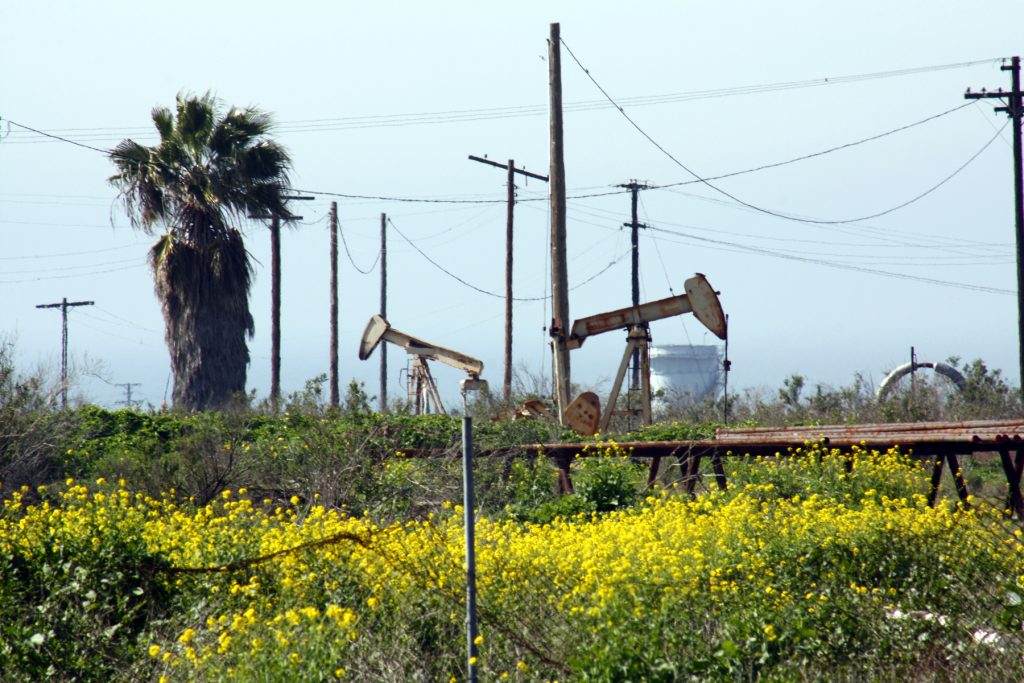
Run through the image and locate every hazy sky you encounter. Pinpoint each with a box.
[2,1,1023,409]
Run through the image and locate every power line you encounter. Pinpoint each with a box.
[560,36,1005,226]
[285,186,622,204]
[569,198,1010,253]
[388,217,539,300]
[649,188,1010,253]
[0,257,140,276]
[387,217,626,301]
[0,263,144,285]
[652,102,977,189]
[1,58,1000,144]
[90,306,161,334]
[3,97,995,214]
[338,221,380,275]
[646,224,1014,295]
[0,243,142,261]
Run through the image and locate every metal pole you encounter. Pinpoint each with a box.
[549,22,570,419]
[380,212,388,412]
[329,202,340,408]
[462,414,478,683]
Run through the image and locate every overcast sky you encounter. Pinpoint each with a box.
[2,1,1023,409]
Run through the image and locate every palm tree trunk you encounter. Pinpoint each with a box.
[153,232,253,411]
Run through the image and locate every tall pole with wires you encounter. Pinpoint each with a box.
[966,56,1024,395]
[380,212,388,412]
[252,195,313,411]
[329,202,340,408]
[36,297,93,408]
[270,213,282,409]
[549,22,571,419]
[618,181,649,395]
[469,155,549,401]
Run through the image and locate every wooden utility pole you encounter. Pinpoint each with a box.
[380,212,388,412]
[36,297,93,408]
[253,194,313,411]
[116,382,142,408]
[549,21,571,420]
[468,155,549,401]
[618,181,649,393]
[329,202,340,408]
[270,213,282,409]
[966,56,1024,396]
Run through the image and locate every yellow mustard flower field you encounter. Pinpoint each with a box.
[3,443,1024,682]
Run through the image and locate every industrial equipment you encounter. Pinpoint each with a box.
[556,273,726,434]
[359,314,487,415]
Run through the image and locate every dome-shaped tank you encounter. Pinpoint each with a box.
[649,344,722,404]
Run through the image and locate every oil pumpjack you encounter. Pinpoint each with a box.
[358,315,488,415]
[556,273,727,435]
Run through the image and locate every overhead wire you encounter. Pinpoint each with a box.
[339,221,380,275]
[653,187,1008,253]
[3,90,997,213]
[0,243,143,261]
[0,263,145,285]
[560,36,1005,226]
[0,257,141,276]
[92,305,161,334]
[1,57,1000,145]
[646,224,1013,295]
[576,197,1010,263]
[652,102,977,189]
[387,216,626,301]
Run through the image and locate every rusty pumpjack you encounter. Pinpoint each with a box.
[358,315,487,415]
[556,273,727,435]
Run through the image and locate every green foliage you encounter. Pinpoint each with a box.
[945,356,1021,419]
[0,343,74,494]
[619,419,719,442]
[0,488,174,682]
[503,456,577,523]
[572,455,645,513]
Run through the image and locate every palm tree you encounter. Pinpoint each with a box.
[109,92,294,411]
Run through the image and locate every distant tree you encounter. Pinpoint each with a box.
[109,92,294,411]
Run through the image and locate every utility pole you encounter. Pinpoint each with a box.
[468,155,549,401]
[329,202,340,408]
[966,56,1024,395]
[253,194,314,411]
[36,297,94,408]
[116,382,142,408]
[270,212,282,409]
[618,181,650,394]
[380,212,388,412]
[549,21,571,420]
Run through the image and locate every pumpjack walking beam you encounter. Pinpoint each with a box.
[563,273,727,434]
[358,315,487,415]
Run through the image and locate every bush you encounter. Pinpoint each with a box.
[0,482,175,682]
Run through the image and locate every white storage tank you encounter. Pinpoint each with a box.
[649,344,722,404]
